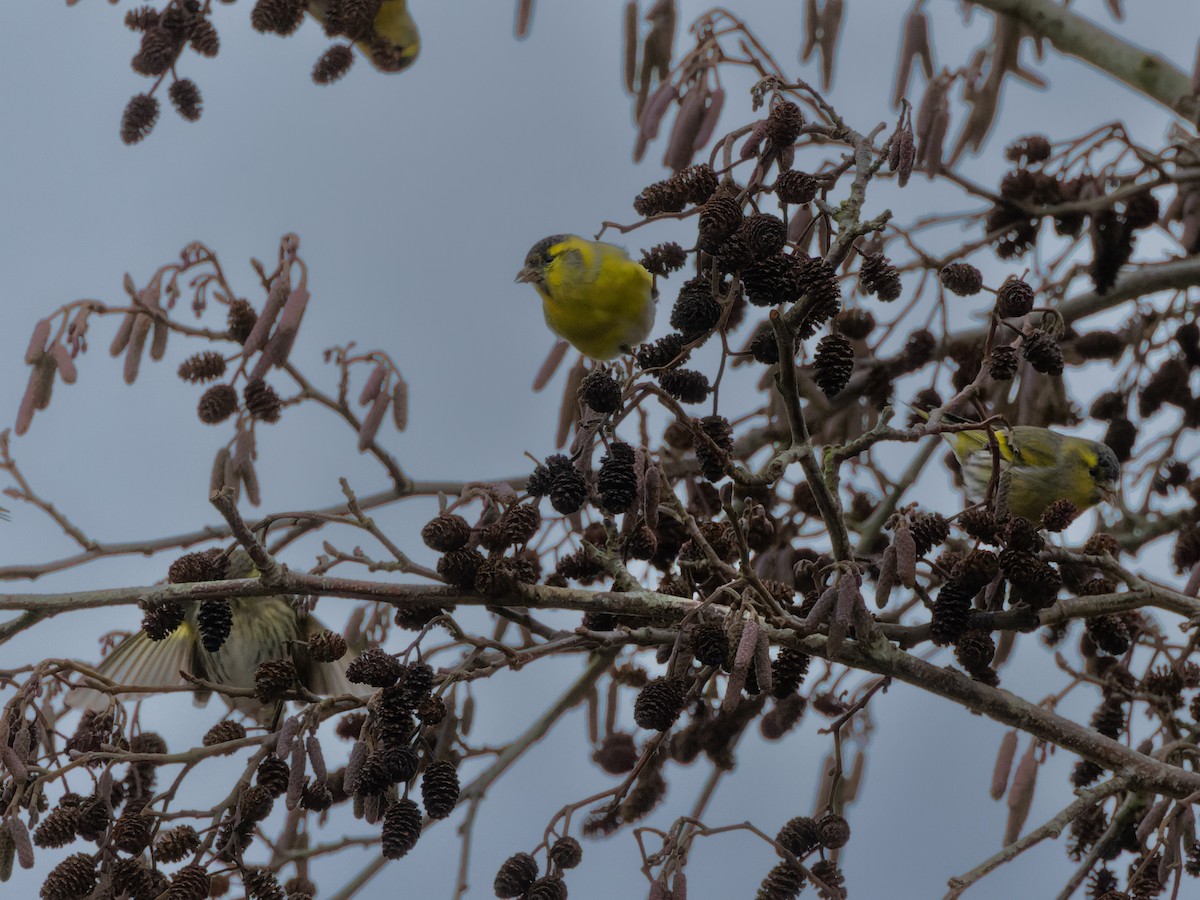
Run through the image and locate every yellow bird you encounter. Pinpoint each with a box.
[67,551,357,719]
[928,416,1120,521]
[307,0,420,73]
[516,235,656,361]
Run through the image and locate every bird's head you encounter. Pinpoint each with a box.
[515,234,573,287]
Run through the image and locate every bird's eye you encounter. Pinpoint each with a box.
[1088,466,1099,478]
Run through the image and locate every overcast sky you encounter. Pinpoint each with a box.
[2,2,1199,898]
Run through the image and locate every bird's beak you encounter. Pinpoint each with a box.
[1100,485,1117,505]
[515,267,537,285]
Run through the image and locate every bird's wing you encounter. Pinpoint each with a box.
[297,616,370,699]
[1006,426,1061,470]
[65,624,198,712]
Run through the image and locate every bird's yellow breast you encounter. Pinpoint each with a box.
[538,239,654,360]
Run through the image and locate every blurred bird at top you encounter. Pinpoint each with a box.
[516,235,656,361]
[67,550,357,721]
[306,0,420,73]
[925,413,1121,521]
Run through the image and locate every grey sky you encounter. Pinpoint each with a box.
[3,1,1199,897]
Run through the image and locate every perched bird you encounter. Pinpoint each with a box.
[67,551,356,719]
[926,413,1121,521]
[516,235,655,360]
[306,0,420,73]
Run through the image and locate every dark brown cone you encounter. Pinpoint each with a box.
[695,414,733,482]
[858,252,901,301]
[939,262,983,296]
[197,597,232,652]
[776,815,820,855]
[639,241,688,277]
[33,805,79,848]
[636,333,688,370]
[1021,330,1064,375]
[771,645,811,697]
[741,213,788,260]
[227,299,257,343]
[837,307,875,339]
[1039,499,1078,532]
[420,760,460,819]
[697,197,744,252]
[381,798,423,859]
[255,757,290,797]
[178,352,226,383]
[690,621,728,667]
[634,677,687,731]
[597,442,638,513]
[592,732,639,774]
[168,548,225,583]
[251,0,307,34]
[421,514,471,552]
[659,368,710,403]
[243,378,282,423]
[41,853,99,900]
[987,345,1018,381]
[817,813,851,849]
[776,170,820,204]
[346,647,402,687]
[167,863,211,900]
[203,720,246,746]
[996,276,1034,317]
[765,100,804,147]
[198,383,238,424]
[243,867,284,900]
[549,836,582,870]
[579,369,622,413]
[142,599,186,640]
[494,853,540,898]
[813,334,853,397]
[438,547,484,588]
[313,44,355,84]
[756,861,803,900]
[154,824,201,863]
[308,629,348,662]
[120,94,160,145]
[254,658,297,703]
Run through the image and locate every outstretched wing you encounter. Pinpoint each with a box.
[65,624,198,712]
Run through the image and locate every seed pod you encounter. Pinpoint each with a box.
[633,81,678,163]
[1004,742,1039,845]
[893,519,916,588]
[875,545,897,609]
[49,344,77,385]
[285,740,306,810]
[892,6,933,108]
[515,0,534,37]
[990,731,1018,800]
[391,378,409,431]
[357,388,391,452]
[124,314,152,384]
[358,364,387,406]
[24,319,51,365]
[109,312,136,357]
[243,274,290,356]
[276,716,301,759]
[816,0,845,90]
[622,2,638,94]
[264,286,310,369]
[643,462,661,529]
[663,81,708,172]
[692,87,725,152]
[306,734,327,781]
[722,616,760,713]
[753,628,773,697]
[345,740,367,794]
[7,818,32,870]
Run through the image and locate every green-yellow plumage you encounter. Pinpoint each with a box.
[306,0,420,73]
[924,413,1121,520]
[516,235,655,361]
[67,551,356,720]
